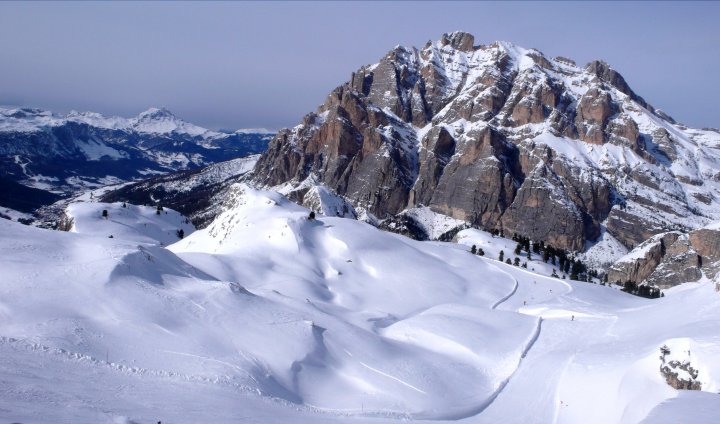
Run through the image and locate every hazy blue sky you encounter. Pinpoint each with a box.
[1,1,718,131]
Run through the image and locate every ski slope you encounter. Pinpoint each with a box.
[0,185,718,423]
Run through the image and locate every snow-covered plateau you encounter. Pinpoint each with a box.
[1,184,718,423]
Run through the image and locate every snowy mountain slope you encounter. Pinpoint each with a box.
[456,228,568,277]
[254,31,720,254]
[66,202,195,245]
[24,155,258,231]
[0,106,272,198]
[97,155,260,228]
[1,184,719,423]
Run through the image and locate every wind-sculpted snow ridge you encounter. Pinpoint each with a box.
[254,31,720,254]
[66,201,196,245]
[1,185,720,423]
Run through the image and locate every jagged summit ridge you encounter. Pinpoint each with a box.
[254,31,720,252]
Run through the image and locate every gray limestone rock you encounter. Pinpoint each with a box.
[252,32,720,255]
[609,226,720,288]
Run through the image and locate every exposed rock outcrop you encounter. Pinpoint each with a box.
[609,224,720,288]
[607,232,681,285]
[659,344,702,391]
[253,32,720,252]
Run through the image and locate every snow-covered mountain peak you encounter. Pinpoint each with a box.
[66,110,130,130]
[135,106,176,120]
[0,107,63,133]
[176,183,307,254]
[254,31,720,254]
[235,127,275,134]
[130,107,212,137]
[1,107,51,119]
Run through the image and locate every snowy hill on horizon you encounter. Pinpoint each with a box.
[1,183,719,423]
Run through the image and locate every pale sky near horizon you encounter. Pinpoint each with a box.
[1,1,718,131]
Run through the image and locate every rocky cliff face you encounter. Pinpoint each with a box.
[609,223,720,288]
[254,31,720,252]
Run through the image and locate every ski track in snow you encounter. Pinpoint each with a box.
[357,361,428,395]
[436,317,545,421]
[0,336,254,390]
[488,261,520,310]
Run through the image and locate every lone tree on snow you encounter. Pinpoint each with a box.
[176,228,185,239]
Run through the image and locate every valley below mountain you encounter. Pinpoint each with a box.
[0,107,273,210]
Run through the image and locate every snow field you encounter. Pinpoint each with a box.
[0,184,719,423]
[67,201,195,245]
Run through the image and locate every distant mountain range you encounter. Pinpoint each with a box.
[0,107,273,200]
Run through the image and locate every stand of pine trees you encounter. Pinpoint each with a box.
[620,280,663,299]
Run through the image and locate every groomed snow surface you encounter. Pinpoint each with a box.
[1,184,719,423]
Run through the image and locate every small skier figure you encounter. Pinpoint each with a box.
[571,315,575,321]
